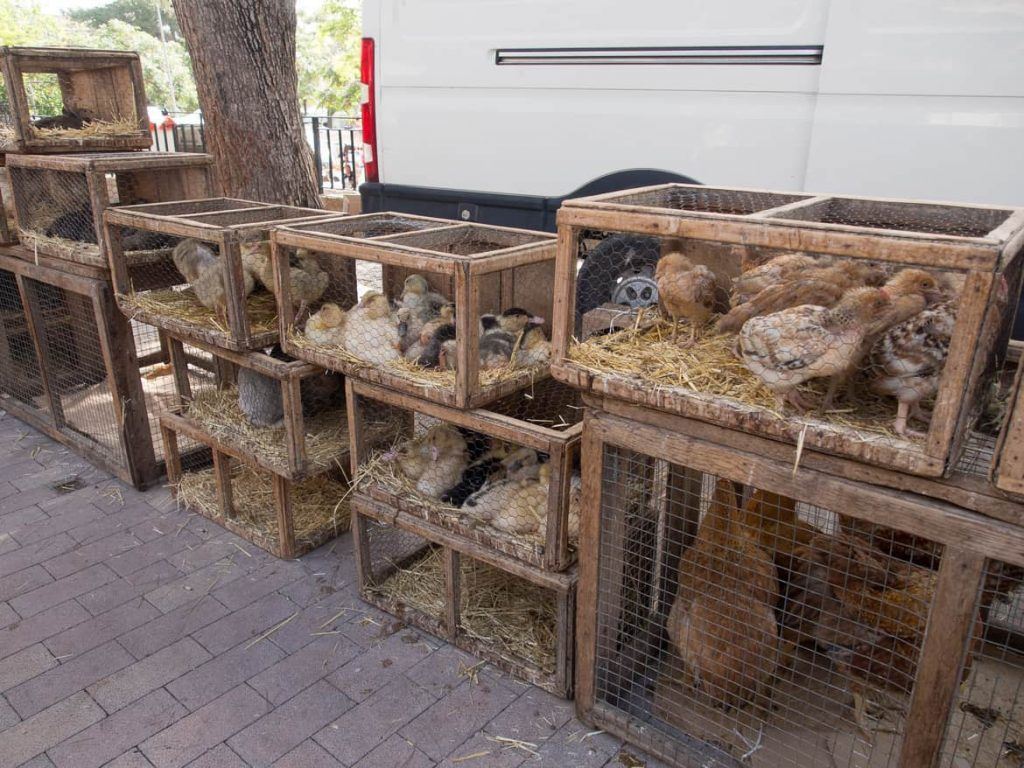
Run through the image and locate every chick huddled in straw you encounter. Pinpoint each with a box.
[301,272,551,372]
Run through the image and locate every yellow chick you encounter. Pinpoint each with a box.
[304,303,346,346]
[342,291,402,364]
[392,424,468,499]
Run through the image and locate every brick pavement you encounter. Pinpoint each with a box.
[0,411,663,768]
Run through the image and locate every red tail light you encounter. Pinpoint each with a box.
[360,37,379,183]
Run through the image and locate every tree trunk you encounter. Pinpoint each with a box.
[172,0,321,207]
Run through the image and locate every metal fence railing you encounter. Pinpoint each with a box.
[150,113,363,192]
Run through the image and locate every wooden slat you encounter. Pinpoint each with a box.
[574,410,604,712]
[212,450,235,519]
[443,547,461,642]
[166,336,193,403]
[273,474,296,559]
[15,274,65,426]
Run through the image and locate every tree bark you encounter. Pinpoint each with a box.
[172,0,321,207]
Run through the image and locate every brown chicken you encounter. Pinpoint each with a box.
[717,261,886,334]
[731,253,822,305]
[737,489,817,576]
[655,252,717,343]
[666,480,779,710]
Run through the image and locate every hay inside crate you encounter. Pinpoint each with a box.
[123,288,279,338]
[369,545,558,674]
[570,315,911,441]
[175,462,350,550]
[185,386,348,474]
[0,116,141,149]
[17,229,172,267]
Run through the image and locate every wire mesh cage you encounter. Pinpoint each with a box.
[274,214,559,409]
[0,167,15,245]
[5,152,214,269]
[105,198,337,351]
[0,46,151,154]
[348,377,583,571]
[0,252,207,488]
[352,495,576,696]
[992,354,1024,498]
[551,183,1024,478]
[160,413,351,558]
[578,406,1024,768]
[162,335,348,479]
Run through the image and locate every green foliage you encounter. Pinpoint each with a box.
[69,0,180,41]
[297,0,361,117]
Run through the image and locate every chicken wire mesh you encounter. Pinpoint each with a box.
[0,167,14,245]
[562,225,1021,476]
[351,378,583,570]
[0,268,48,411]
[277,219,556,407]
[357,510,566,689]
[177,344,347,478]
[586,442,1016,768]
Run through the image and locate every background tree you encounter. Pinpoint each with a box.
[296,0,361,117]
[172,0,321,207]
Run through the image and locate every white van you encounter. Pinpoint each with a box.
[359,0,1024,229]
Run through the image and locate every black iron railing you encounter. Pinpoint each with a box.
[150,113,363,192]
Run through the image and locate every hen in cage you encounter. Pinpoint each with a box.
[172,238,256,323]
[654,252,718,343]
[386,423,468,499]
[245,245,328,321]
[731,252,822,305]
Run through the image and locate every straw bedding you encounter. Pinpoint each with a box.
[0,116,141,147]
[570,316,911,440]
[185,386,348,472]
[175,463,350,549]
[123,289,279,336]
[369,546,558,673]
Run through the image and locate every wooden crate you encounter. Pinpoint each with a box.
[6,152,214,269]
[993,355,1024,497]
[0,245,208,489]
[0,47,152,154]
[551,184,1024,478]
[273,213,558,408]
[352,492,576,697]
[348,376,582,571]
[105,198,336,351]
[160,410,351,559]
[577,404,1024,768]
[0,168,14,245]
[163,335,348,480]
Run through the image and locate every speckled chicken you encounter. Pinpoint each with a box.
[717,261,886,334]
[513,321,551,367]
[398,274,449,345]
[303,303,346,347]
[243,244,329,322]
[464,463,551,536]
[867,300,957,437]
[738,287,892,412]
[655,252,716,342]
[666,480,779,710]
[731,253,822,305]
[341,291,402,364]
[173,238,254,322]
[390,424,468,499]
[404,303,455,362]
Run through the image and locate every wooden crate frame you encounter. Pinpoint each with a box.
[352,492,576,698]
[348,376,583,571]
[992,354,1024,496]
[577,405,1024,768]
[160,410,350,559]
[0,245,180,489]
[551,183,1024,479]
[0,172,13,245]
[105,198,337,351]
[6,152,214,269]
[273,213,558,409]
[164,335,348,480]
[0,47,152,154]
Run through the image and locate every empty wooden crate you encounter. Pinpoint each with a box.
[551,184,1024,478]
[164,336,348,480]
[6,152,214,269]
[160,411,351,558]
[105,198,336,351]
[274,213,558,408]
[352,493,576,697]
[348,377,582,571]
[0,46,151,154]
[577,405,1024,768]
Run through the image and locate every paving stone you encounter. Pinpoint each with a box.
[354,734,436,768]
[0,600,18,626]
[0,696,19,729]
[248,635,360,706]
[406,643,480,698]
[0,599,90,660]
[44,598,161,658]
[0,483,59,516]
[265,594,365,655]
[172,536,258,574]
[482,686,574,744]
[103,749,155,768]
[0,690,105,768]
[166,636,286,711]
[276,572,341,610]
[0,533,76,579]
[88,637,211,713]
[192,592,298,656]
[399,677,521,762]
[42,530,140,580]
[0,643,57,691]
[67,503,165,544]
[7,639,134,718]
[48,689,187,768]
[106,530,204,577]
[9,503,105,546]
[0,564,54,603]
[327,626,437,703]
[314,676,438,765]
[77,559,183,616]
[18,756,56,768]
[183,744,248,768]
[144,557,253,614]
[119,595,228,660]
[438,733,526,768]
[0,505,48,533]
[229,680,354,765]
[10,562,117,618]
[529,719,622,768]
[272,740,345,768]
[139,684,269,768]
[212,560,307,612]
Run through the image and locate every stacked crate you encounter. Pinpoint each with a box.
[0,46,217,488]
[549,183,1024,766]
[272,213,578,694]
[102,198,354,557]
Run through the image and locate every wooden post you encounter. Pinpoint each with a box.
[166,336,193,404]
[576,409,605,713]
[454,262,475,408]
[15,274,65,426]
[273,473,295,558]
[161,424,182,486]
[220,237,250,346]
[281,374,306,476]
[212,449,235,519]
[443,547,461,643]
